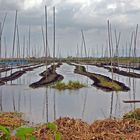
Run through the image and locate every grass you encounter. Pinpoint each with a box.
[50,80,87,90]
[93,75,122,91]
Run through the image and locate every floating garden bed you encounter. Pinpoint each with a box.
[50,80,87,90]
[104,66,140,78]
[72,64,130,92]
[29,63,64,88]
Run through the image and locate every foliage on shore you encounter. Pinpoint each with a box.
[123,108,140,120]
[1,109,140,139]
[0,112,26,128]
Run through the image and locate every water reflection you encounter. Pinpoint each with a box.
[0,63,140,124]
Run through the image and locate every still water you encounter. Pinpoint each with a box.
[0,63,140,124]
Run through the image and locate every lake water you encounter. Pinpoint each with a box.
[0,63,140,124]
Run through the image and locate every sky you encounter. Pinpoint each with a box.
[0,0,140,58]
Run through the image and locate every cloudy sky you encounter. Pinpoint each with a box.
[0,0,140,58]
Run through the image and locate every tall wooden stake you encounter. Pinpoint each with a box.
[81,29,87,57]
[12,10,17,59]
[28,26,31,58]
[53,6,56,72]
[0,22,1,58]
[45,6,48,73]
[45,6,48,122]
[0,13,7,59]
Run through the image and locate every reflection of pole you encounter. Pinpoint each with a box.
[114,93,121,116]
[46,88,48,122]
[110,91,114,118]
[54,92,56,120]
[42,92,46,120]
[128,77,132,109]
[0,89,2,111]
[132,78,136,110]
[18,92,21,112]
[13,93,16,111]
[29,94,32,116]
[82,93,87,119]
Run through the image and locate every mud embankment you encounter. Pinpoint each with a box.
[104,66,140,78]
[29,63,64,88]
[71,64,129,92]
[0,64,45,85]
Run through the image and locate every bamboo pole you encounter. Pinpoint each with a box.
[17,25,20,61]
[12,10,17,59]
[0,13,7,59]
[76,43,79,58]
[107,20,113,78]
[23,36,25,59]
[4,37,7,59]
[10,10,18,82]
[45,5,48,122]
[114,30,121,69]
[81,29,87,57]
[0,22,1,59]
[41,26,46,57]
[53,6,56,72]
[107,20,114,118]
[28,26,31,58]
[45,6,48,74]
[133,24,138,68]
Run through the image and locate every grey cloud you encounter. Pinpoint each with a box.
[0,0,140,57]
[0,0,24,10]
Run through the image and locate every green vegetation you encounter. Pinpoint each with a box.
[123,108,140,120]
[36,122,61,140]
[94,75,123,91]
[15,127,35,140]
[2,56,140,64]
[50,80,87,90]
[1,110,140,139]
[0,122,61,140]
[0,125,10,140]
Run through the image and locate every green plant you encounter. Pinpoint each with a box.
[0,122,61,140]
[123,109,140,120]
[50,80,86,90]
[15,127,35,140]
[47,122,61,140]
[0,125,11,140]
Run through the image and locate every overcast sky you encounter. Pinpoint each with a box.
[0,0,140,58]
